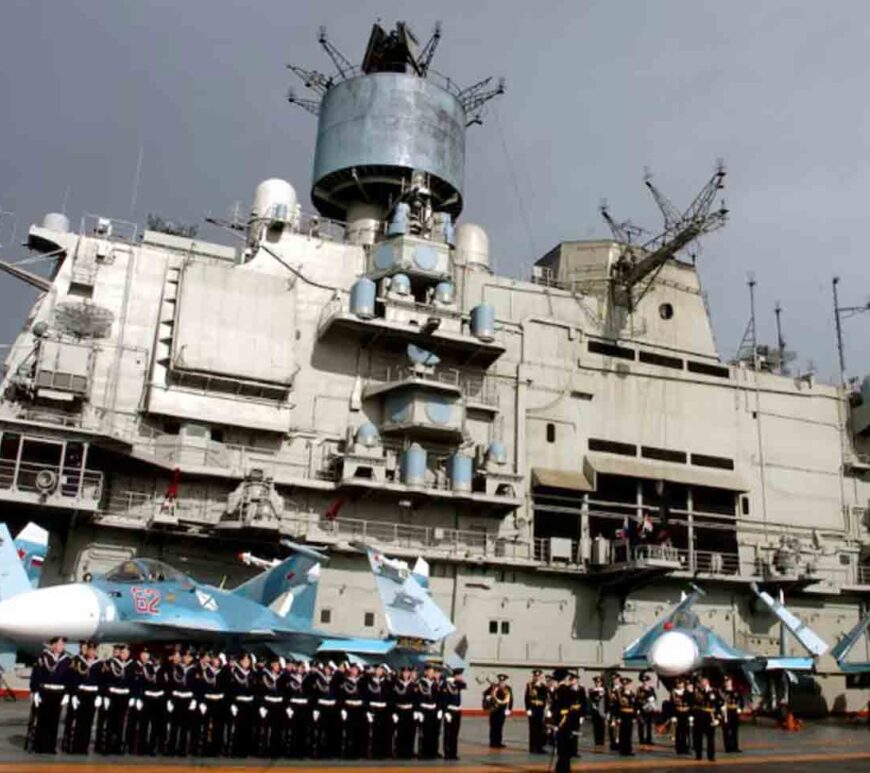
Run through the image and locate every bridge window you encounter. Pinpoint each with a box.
[364,611,375,627]
[320,608,332,624]
[546,423,556,443]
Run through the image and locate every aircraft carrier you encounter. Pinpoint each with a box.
[1,20,869,712]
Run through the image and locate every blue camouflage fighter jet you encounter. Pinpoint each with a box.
[623,583,828,680]
[0,534,456,666]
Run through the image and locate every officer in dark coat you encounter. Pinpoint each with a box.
[63,641,100,754]
[365,663,392,759]
[588,675,607,747]
[440,666,466,761]
[636,672,657,745]
[283,660,310,757]
[691,675,722,762]
[721,676,743,753]
[616,676,637,757]
[126,646,151,753]
[29,636,71,754]
[165,648,196,757]
[484,673,513,748]
[607,673,621,751]
[392,665,418,759]
[551,668,581,773]
[256,656,285,757]
[98,643,133,755]
[226,652,255,757]
[670,677,691,755]
[524,669,548,754]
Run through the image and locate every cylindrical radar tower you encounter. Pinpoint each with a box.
[312,73,466,220]
[288,22,504,225]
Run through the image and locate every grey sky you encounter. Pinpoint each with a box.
[1,0,869,381]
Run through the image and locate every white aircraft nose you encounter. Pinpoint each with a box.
[649,629,701,677]
[0,584,101,642]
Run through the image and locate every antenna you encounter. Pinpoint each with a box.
[735,274,757,366]
[418,21,442,76]
[832,275,870,386]
[130,142,144,220]
[774,302,785,375]
[318,26,355,80]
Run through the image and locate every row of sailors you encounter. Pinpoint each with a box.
[27,637,467,759]
[523,669,744,768]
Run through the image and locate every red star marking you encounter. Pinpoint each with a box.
[285,571,296,580]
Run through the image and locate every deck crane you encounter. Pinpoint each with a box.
[600,162,728,309]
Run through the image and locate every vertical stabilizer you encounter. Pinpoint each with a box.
[14,523,48,588]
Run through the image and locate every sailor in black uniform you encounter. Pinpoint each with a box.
[440,666,466,760]
[392,665,417,759]
[588,675,607,747]
[551,668,580,773]
[415,663,441,759]
[226,652,255,757]
[365,663,391,759]
[29,636,70,754]
[193,651,226,756]
[126,646,150,754]
[136,646,165,755]
[339,661,366,758]
[165,648,196,757]
[283,659,310,757]
[62,641,99,754]
[311,661,340,758]
[256,656,285,757]
[97,642,132,755]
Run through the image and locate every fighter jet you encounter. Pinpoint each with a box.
[0,533,455,666]
[623,583,828,678]
[0,523,46,670]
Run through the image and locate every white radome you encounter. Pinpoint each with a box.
[648,630,700,677]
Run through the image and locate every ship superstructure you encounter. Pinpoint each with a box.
[1,21,869,709]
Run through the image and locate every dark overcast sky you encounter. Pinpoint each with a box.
[2,0,869,382]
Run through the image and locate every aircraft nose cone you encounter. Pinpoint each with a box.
[649,630,700,677]
[0,584,101,642]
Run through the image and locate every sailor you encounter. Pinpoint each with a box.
[392,664,418,759]
[440,666,465,761]
[284,659,310,758]
[721,676,743,753]
[617,675,637,757]
[126,646,151,754]
[339,661,366,758]
[165,648,196,757]
[524,669,548,754]
[92,644,120,754]
[588,675,607,747]
[670,676,691,755]
[65,641,101,755]
[193,651,226,757]
[226,652,255,757]
[136,646,166,755]
[310,661,340,758]
[98,642,132,755]
[28,636,71,754]
[691,675,721,762]
[636,671,657,745]
[485,673,513,749]
[256,656,285,758]
[365,663,392,759]
[416,663,441,759]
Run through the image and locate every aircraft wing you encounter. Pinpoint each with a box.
[750,584,828,657]
[830,610,870,673]
[365,548,455,641]
[317,638,398,656]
